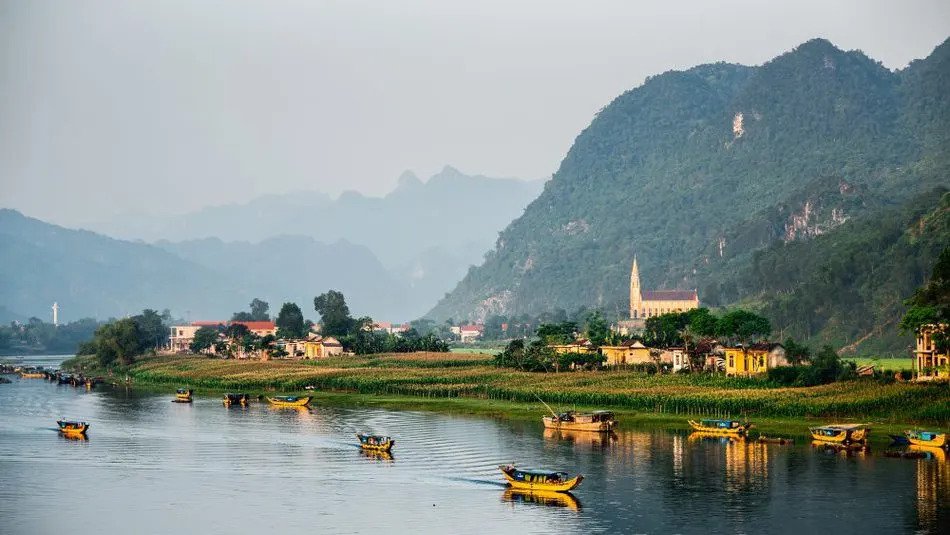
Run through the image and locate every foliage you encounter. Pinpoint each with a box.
[190,326,219,354]
[783,337,812,365]
[900,246,950,351]
[275,302,308,339]
[79,309,173,366]
[232,298,271,322]
[535,322,577,345]
[716,309,772,345]
[313,290,355,338]
[493,339,556,372]
[583,312,609,347]
[0,317,102,355]
[766,345,855,386]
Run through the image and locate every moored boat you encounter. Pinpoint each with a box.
[174,388,193,402]
[905,429,947,448]
[499,464,583,493]
[19,369,46,379]
[357,433,394,453]
[756,436,794,445]
[809,423,869,444]
[542,410,616,432]
[57,420,89,436]
[266,395,311,407]
[223,393,249,406]
[687,419,751,435]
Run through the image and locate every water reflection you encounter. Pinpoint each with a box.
[915,447,950,532]
[810,440,870,457]
[543,428,617,448]
[360,449,394,462]
[501,488,582,511]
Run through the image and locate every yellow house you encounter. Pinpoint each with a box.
[600,340,652,366]
[304,336,345,359]
[724,343,787,376]
[914,324,949,381]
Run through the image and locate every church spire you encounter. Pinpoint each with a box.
[629,256,641,319]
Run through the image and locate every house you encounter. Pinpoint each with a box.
[914,324,949,381]
[168,320,277,355]
[724,343,787,376]
[231,321,277,337]
[663,347,689,372]
[304,336,344,359]
[600,340,652,366]
[458,324,484,343]
[551,339,597,356]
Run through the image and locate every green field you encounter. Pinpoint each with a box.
[64,352,950,425]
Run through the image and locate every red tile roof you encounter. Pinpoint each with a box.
[232,321,276,331]
[641,290,698,302]
[460,324,484,332]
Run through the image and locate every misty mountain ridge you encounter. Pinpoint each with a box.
[428,37,950,354]
[0,209,429,322]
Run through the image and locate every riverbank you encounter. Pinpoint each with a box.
[63,353,950,427]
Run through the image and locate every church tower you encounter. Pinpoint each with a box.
[629,257,642,319]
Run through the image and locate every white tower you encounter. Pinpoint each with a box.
[52,302,59,326]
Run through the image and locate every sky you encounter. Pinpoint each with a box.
[1,0,948,227]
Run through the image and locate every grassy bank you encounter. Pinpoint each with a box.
[63,352,950,425]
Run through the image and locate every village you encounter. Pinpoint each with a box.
[160,257,949,381]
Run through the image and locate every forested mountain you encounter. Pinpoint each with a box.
[428,38,950,354]
[0,210,418,322]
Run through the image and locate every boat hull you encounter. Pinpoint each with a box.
[542,418,614,432]
[687,420,749,435]
[267,396,311,407]
[501,470,583,493]
[57,421,89,436]
[810,426,869,444]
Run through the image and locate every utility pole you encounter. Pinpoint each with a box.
[52,302,59,326]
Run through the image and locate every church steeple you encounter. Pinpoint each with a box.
[629,256,642,319]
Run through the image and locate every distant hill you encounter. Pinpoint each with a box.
[84,166,543,319]
[0,210,422,322]
[428,37,950,354]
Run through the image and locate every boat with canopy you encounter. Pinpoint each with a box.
[810,423,870,444]
[687,419,751,435]
[499,464,583,493]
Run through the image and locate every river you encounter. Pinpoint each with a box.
[1,356,947,534]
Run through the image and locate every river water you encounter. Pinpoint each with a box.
[1,356,947,534]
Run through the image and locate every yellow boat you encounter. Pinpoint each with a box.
[810,423,869,444]
[20,371,46,379]
[542,410,616,432]
[57,420,89,437]
[174,388,193,402]
[266,395,311,407]
[687,419,751,435]
[499,465,583,493]
[905,430,947,448]
[501,488,581,511]
[357,433,394,453]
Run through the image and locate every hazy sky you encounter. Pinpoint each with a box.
[1,0,948,227]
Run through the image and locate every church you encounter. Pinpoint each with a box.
[629,257,699,319]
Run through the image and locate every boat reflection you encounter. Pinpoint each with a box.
[501,488,581,511]
[58,432,88,442]
[543,428,617,448]
[359,449,394,462]
[688,431,741,444]
[810,440,869,457]
[909,444,947,463]
[915,443,950,532]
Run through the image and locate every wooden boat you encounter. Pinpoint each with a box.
[357,433,394,453]
[905,430,947,448]
[266,395,311,407]
[501,488,581,511]
[223,393,249,406]
[542,410,616,432]
[19,369,46,379]
[57,420,89,436]
[809,423,869,444]
[499,464,583,493]
[174,388,193,402]
[687,419,751,435]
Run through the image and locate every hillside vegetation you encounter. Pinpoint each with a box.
[429,38,950,354]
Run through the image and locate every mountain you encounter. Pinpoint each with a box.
[0,210,418,322]
[84,166,543,319]
[428,38,950,353]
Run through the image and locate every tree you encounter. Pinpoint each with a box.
[314,290,354,338]
[536,322,577,345]
[783,337,811,365]
[900,247,950,352]
[190,326,219,354]
[91,318,142,366]
[133,309,167,350]
[275,302,307,339]
[232,298,271,321]
[717,309,771,345]
[584,312,609,347]
[483,315,506,340]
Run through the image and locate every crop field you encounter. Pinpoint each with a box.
[844,357,914,372]
[73,353,950,424]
